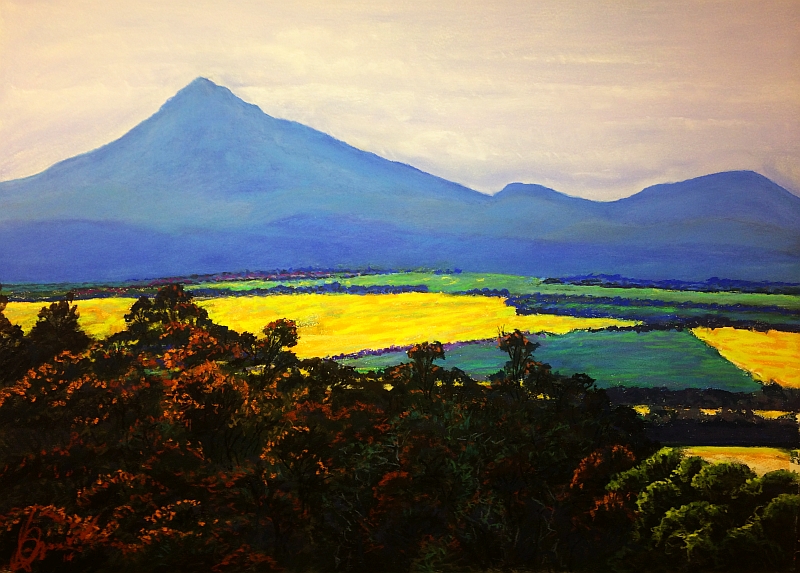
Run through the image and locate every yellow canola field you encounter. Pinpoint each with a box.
[201,294,635,358]
[683,446,796,476]
[5,294,633,358]
[692,327,800,388]
[4,298,133,339]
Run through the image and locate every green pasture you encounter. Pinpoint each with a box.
[191,270,800,331]
[339,329,762,392]
[7,272,800,316]
[513,299,800,329]
[193,271,800,310]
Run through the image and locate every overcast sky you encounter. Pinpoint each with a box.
[1,0,798,199]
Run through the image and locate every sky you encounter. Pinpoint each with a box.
[1,0,798,200]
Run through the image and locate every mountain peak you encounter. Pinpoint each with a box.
[1,79,797,283]
[626,170,796,203]
[188,76,219,88]
[178,76,228,97]
[612,169,800,228]
[157,77,255,117]
[493,182,590,204]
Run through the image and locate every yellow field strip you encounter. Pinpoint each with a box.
[753,410,792,420]
[199,294,635,358]
[4,298,133,339]
[5,294,635,358]
[683,446,797,476]
[692,327,800,388]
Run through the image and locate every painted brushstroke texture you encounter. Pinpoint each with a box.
[4,294,633,358]
[692,328,800,388]
[2,1,799,199]
[197,272,800,309]
[199,294,633,358]
[340,330,761,392]
[1,79,798,283]
[2,298,132,339]
[684,447,796,476]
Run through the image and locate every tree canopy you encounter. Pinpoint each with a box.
[0,286,795,572]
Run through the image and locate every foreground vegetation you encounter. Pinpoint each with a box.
[1,285,798,572]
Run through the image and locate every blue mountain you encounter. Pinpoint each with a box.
[1,78,798,283]
[0,78,485,234]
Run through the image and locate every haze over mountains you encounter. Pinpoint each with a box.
[1,77,798,283]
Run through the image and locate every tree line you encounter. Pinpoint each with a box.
[0,285,797,572]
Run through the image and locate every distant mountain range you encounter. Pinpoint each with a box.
[1,77,798,283]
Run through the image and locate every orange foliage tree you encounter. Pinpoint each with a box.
[6,285,755,572]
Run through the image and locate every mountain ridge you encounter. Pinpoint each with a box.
[0,77,798,283]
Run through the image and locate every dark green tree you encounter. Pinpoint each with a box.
[406,341,445,399]
[26,292,91,363]
[120,284,230,349]
[497,328,538,382]
[610,449,800,572]
[0,286,27,386]
[124,284,211,328]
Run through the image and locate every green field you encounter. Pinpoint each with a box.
[8,270,800,314]
[512,297,800,329]
[190,270,800,330]
[193,271,800,310]
[339,329,762,391]
[6,270,797,391]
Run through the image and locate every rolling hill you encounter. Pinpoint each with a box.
[1,77,798,283]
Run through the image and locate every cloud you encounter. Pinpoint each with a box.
[1,0,798,199]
